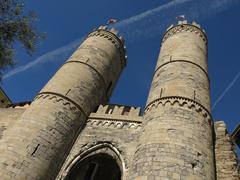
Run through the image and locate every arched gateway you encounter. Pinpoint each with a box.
[66,153,121,180]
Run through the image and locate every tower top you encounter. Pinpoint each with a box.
[162,20,207,44]
[88,25,127,68]
[166,20,205,32]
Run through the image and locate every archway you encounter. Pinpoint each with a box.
[66,153,121,180]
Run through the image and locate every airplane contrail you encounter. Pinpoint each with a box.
[3,0,239,79]
[2,38,83,80]
[112,0,239,40]
[212,71,240,110]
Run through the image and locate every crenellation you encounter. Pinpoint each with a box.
[93,104,142,118]
[192,21,201,28]
[162,22,207,44]
[95,104,108,114]
[129,107,141,116]
[178,20,187,25]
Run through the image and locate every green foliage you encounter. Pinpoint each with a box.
[0,0,43,78]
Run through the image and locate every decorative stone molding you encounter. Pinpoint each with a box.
[88,28,127,68]
[87,117,142,129]
[162,24,207,44]
[145,96,212,124]
[34,92,85,116]
[59,142,127,180]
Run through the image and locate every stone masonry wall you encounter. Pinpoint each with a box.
[214,121,240,179]
[56,104,142,180]
[0,108,25,140]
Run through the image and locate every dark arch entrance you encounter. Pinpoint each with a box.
[66,153,121,180]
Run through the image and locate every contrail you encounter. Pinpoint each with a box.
[112,0,239,40]
[3,0,239,79]
[212,71,240,110]
[2,38,83,80]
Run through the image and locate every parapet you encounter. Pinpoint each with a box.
[88,26,127,68]
[162,20,207,44]
[89,104,142,122]
[87,104,142,130]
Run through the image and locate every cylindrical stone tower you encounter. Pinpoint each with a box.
[0,26,126,180]
[131,21,215,179]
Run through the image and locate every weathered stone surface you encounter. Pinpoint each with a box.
[0,108,25,140]
[215,121,240,180]
[0,21,239,180]
[56,104,142,180]
[130,21,215,180]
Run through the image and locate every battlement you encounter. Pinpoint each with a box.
[166,20,203,30]
[163,20,207,44]
[89,104,142,123]
[88,26,127,68]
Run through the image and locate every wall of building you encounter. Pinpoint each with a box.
[56,104,142,180]
[214,121,240,179]
[0,108,25,140]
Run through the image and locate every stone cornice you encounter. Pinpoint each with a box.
[34,92,86,117]
[87,116,142,129]
[145,96,212,124]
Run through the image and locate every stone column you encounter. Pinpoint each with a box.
[0,26,126,180]
[131,21,215,179]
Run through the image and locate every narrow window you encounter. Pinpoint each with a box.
[160,88,163,98]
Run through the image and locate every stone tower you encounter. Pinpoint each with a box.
[0,26,126,180]
[131,21,215,179]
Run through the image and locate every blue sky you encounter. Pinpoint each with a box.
[2,0,240,136]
